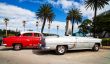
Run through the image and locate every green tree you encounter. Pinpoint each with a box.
[67,8,82,34]
[4,18,9,37]
[36,4,55,33]
[85,0,109,37]
[95,10,110,37]
[79,19,92,36]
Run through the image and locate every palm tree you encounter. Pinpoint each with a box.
[4,18,9,37]
[85,0,109,37]
[67,8,82,34]
[22,21,26,31]
[36,4,55,33]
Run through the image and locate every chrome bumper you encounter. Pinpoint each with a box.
[1,41,6,46]
[38,44,50,51]
[1,44,7,46]
[41,47,50,50]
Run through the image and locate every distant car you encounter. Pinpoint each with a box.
[2,31,43,50]
[0,37,3,46]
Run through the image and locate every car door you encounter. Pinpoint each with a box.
[21,33,33,47]
[32,33,41,47]
[76,37,90,49]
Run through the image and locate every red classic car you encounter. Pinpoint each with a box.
[2,31,43,50]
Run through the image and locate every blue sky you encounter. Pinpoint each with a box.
[0,0,110,36]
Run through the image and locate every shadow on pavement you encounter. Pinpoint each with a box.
[32,49,57,55]
[67,49,92,53]
[32,49,93,55]
[0,47,13,51]
[0,46,38,51]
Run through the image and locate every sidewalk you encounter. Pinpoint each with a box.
[101,46,110,49]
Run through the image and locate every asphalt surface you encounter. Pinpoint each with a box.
[0,46,110,64]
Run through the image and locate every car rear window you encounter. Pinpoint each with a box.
[22,33,32,36]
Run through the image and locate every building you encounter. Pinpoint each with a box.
[65,16,72,36]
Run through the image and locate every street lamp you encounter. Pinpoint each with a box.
[4,18,9,37]
[48,23,51,33]
[22,21,26,31]
[36,21,39,31]
[57,25,59,35]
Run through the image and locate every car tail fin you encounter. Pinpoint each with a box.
[40,36,46,47]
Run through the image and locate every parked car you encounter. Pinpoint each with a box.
[2,31,43,50]
[2,31,59,50]
[39,36,102,55]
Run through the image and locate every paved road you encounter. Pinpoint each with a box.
[0,46,110,64]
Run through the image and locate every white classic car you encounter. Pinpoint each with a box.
[39,36,102,55]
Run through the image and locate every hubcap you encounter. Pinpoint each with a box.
[15,45,21,50]
[58,46,65,53]
[95,45,99,50]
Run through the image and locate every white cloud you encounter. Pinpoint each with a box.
[49,0,75,13]
[0,3,38,32]
[0,3,36,31]
[0,3,36,20]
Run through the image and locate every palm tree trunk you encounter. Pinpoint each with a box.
[93,1,97,38]
[72,18,75,36]
[6,25,7,37]
[93,9,97,37]
[41,17,46,33]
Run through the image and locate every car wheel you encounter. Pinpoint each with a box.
[92,44,99,51]
[56,45,67,55]
[13,44,22,50]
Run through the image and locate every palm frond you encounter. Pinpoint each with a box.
[85,0,109,10]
